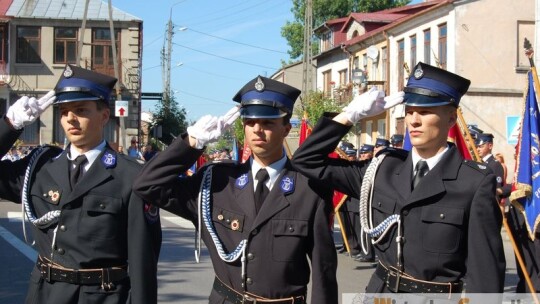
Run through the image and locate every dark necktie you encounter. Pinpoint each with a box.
[254,169,270,214]
[70,155,88,190]
[412,160,429,190]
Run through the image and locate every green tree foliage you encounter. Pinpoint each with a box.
[150,94,189,146]
[282,0,410,60]
[296,91,344,127]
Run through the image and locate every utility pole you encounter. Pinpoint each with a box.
[301,0,313,104]
[162,9,174,115]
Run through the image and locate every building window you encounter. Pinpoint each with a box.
[381,46,387,82]
[323,70,332,97]
[438,23,447,69]
[92,28,120,77]
[338,69,348,86]
[365,120,373,144]
[377,119,386,139]
[410,34,417,69]
[398,39,405,90]
[424,29,431,65]
[321,31,332,52]
[17,26,41,63]
[0,25,7,63]
[363,53,368,72]
[54,28,78,64]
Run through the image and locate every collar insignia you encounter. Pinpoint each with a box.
[235,173,249,189]
[101,151,116,168]
[280,176,295,194]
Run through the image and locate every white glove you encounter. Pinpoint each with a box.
[6,90,56,130]
[343,87,404,124]
[187,106,240,149]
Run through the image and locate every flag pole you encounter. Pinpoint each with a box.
[334,195,352,256]
[504,39,540,299]
[456,107,481,161]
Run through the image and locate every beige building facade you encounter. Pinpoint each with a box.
[0,0,142,149]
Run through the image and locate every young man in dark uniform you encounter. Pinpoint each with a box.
[0,64,161,304]
[133,76,338,304]
[476,133,505,191]
[292,62,505,294]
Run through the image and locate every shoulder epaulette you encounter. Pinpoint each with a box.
[462,159,490,175]
[376,147,408,160]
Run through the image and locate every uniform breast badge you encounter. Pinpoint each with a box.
[44,190,61,204]
[231,219,240,231]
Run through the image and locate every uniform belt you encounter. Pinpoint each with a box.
[37,256,127,290]
[212,277,305,304]
[375,262,462,294]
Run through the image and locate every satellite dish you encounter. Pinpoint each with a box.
[367,46,379,60]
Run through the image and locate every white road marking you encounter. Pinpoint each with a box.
[163,216,195,229]
[0,224,37,261]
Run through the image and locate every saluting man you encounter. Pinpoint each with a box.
[292,62,505,294]
[133,76,338,304]
[0,64,161,304]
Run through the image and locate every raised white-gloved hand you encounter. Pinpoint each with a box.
[6,90,56,130]
[187,106,240,149]
[343,87,404,124]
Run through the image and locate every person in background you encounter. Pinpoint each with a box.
[390,134,404,148]
[292,62,505,293]
[133,75,338,304]
[127,137,143,159]
[358,144,374,161]
[143,143,157,161]
[0,64,161,304]
[374,138,390,155]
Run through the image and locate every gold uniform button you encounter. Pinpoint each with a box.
[217,214,224,221]
[440,214,445,219]
[60,225,66,232]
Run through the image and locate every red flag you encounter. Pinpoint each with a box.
[299,117,312,146]
[447,124,472,160]
[241,140,251,163]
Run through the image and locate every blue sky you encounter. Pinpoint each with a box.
[111,0,293,121]
[112,0,422,122]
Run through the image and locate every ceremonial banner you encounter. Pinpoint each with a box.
[447,124,472,160]
[511,71,540,239]
[299,117,312,145]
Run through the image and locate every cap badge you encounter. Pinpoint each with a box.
[414,66,424,79]
[63,65,73,78]
[254,76,265,92]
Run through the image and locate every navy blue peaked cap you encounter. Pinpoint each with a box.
[359,144,374,153]
[54,64,117,104]
[404,62,471,107]
[475,133,494,146]
[390,134,404,144]
[345,148,357,156]
[233,76,301,119]
[375,138,390,147]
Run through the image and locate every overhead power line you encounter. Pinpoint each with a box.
[185,28,287,54]
[173,42,280,70]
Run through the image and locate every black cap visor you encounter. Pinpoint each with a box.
[240,105,287,119]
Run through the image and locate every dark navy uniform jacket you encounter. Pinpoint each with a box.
[292,117,506,293]
[133,134,338,304]
[0,118,161,304]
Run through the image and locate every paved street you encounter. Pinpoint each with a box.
[0,202,518,303]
